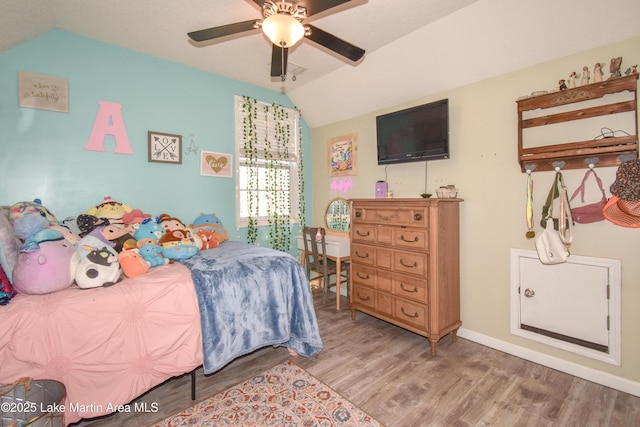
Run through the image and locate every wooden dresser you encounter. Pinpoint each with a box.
[349,198,462,356]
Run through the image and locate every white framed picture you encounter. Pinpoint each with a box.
[18,71,69,113]
[201,151,232,178]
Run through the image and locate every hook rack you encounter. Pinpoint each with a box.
[585,157,599,169]
[619,153,638,163]
[517,74,638,173]
[553,161,566,172]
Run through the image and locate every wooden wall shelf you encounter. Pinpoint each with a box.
[517,74,639,172]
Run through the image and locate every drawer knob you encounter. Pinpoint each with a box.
[414,213,423,221]
[357,230,370,237]
[400,235,418,243]
[400,307,419,318]
[355,251,370,259]
[400,283,418,293]
[400,259,418,268]
[357,272,370,279]
[355,211,362,218]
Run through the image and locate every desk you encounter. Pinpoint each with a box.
[297,233,350,310]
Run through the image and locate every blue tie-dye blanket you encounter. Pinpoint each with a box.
[181,241,323,374]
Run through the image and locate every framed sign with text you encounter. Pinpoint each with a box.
[200,151,233,178]
[148,131,182,164]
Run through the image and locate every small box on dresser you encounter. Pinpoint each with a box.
[348,198,462,356]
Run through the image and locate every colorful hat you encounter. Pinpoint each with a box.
[603,195,640,228]
[603,159,640,227]
[610,159,640,201]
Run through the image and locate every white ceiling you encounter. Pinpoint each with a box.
[2,0,640,128]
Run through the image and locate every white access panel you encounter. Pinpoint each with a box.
[510,249,621,366]
[519,256,608,345]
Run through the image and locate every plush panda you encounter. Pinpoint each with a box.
[75,245,121,289]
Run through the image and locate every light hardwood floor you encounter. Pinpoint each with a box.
[74,289,640,427]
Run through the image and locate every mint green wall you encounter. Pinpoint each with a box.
[0,30,311,248]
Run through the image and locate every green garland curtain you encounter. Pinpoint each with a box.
[240,96,304,252]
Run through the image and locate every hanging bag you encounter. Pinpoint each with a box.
[535,171,572,264]
[569,169,608,224]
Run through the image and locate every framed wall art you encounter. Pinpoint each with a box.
[328,133,358,177]
[148,131,182,164]
[200,151,233,178]
[18,71,69,113]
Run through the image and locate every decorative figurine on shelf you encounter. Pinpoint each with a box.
[623,65,638,75]
[559,79,567,91]
[581,66,590,86]
[594,62,603,82]
[568,71,577,88]
[609,57,622,79]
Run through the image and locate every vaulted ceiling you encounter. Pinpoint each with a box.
[2,0,639,128]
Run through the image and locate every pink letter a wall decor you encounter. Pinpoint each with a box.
[84,101,133,154]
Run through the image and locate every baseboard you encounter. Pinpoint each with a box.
[457,328,640,397]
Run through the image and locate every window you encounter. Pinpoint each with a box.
[235,96,302,236]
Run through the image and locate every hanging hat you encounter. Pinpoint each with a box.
[610,158,640,201]
[602,195,640,228]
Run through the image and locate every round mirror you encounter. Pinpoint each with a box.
[325,198,350,232]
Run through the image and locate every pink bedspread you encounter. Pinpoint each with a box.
[0,263,203,425]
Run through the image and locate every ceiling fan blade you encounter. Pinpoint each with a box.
[188,20,258,42]
[305,24,365,62]
[271,45,289,77]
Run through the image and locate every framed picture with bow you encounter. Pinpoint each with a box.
[148,131,182,164]
[200,151,233,178]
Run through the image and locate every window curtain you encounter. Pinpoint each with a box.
[237,95,304,252]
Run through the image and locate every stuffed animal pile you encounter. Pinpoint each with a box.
[2,196,229,297]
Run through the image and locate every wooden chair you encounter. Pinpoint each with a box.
[301,226,350,307]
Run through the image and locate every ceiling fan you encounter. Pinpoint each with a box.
[188,0,366,81]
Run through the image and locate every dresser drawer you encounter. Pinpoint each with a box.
[351,264,376,287]
[393,228,428,251]
[353,206,428,227]
[393,273,427,303]
[351,285,393,317]
[395,298,428,331]
[351,243,375,266]
[394,249,427,276]
[352,285,376,310]
[377,292,393,317]
[352,264,393,293]
[352,224,376,243]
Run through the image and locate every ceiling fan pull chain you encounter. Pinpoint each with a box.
[280,42,286,82]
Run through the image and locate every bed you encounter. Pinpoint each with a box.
[0,241,322,425]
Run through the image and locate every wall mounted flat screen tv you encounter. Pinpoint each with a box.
[376,98,449,165]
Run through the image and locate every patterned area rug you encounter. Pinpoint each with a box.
[150,361,381,426]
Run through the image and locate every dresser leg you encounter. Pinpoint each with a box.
[351,309,356,321]
[452,328,459,343]
[429,339,437,357]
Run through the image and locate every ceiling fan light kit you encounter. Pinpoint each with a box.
[187,0,365,81]
[262,13,305,47]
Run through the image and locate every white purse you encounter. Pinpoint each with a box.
[535,172,573,265]
[535,219,569,264]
